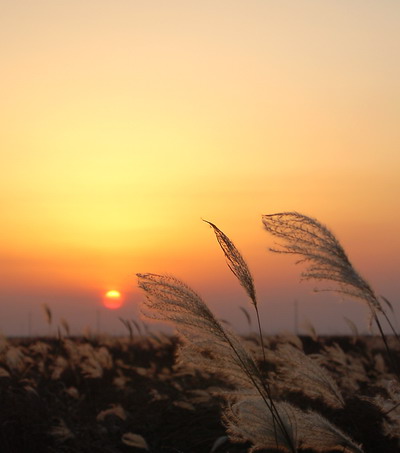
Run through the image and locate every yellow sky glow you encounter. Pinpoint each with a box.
[1,1,400,335]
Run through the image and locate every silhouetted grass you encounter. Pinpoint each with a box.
[136,213,400,452]
[1,213,399,452]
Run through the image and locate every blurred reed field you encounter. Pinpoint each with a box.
[0,213,399,453]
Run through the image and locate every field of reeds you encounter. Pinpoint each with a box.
[0,333,399,452]
[1,212,400,452]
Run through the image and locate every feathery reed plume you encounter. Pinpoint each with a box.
[314,343,368,394]
[271,343,345,408]
[203,220,257,306]
[121,433,149,450]
[137,272,296,452]
[203,220,266,361]
[303,320,318,342]
[225,398,299,452]
[366,380,400,437]
[225,397,363,453]
[299,411,364,453]
[262,212,399,377]
[60,318,70,337]
[262,212,382,314]
[42,303,52,325]
[42,303,53,337]
[137,273,262,390]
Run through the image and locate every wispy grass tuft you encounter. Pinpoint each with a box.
[203,220,257,307]
[262,211,399,377]
[42,303,52,326]
[225,397,363,453]
[262,212,382,314]
[137,273,263,391]
[203,220,266,362]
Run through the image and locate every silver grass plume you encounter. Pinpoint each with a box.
[203,220,266,362]
[203,220,257,306]
[262,212,400,379]
[137,273,263,390]
[270,343,345,409]
[137,273,297,452]
[225,396,363,453]
[299,411,364,453]
[364,380,400,438]
[42,303,52,325]
[262,212,383,314]
[225,398,299,452]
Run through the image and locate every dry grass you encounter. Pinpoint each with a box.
[137,212,400,452]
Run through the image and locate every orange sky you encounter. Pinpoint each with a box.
[1,1,400,336]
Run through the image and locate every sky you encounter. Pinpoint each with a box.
[1,1,400,336]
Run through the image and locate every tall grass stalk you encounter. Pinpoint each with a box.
[202,220,283,442]
[203,220,266,363]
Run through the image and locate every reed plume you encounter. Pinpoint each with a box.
[60,318,70,337]
[137,272,297,452]
[225,396,363,452]
[262,212,382,314]
[137,273,263,391]
[262,211,399,378]
[225,398,299,452]
[42,303,52,325]
[203,220,257,306]
[203,220,266,361]
[271,343,345,408]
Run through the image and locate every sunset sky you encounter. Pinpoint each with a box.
[1,1,400,336]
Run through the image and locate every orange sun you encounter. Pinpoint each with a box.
[103,290,123,309]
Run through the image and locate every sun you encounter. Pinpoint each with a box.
[103,290,123,309]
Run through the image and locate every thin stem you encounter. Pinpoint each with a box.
[383,400,400,416]
[373,312,400,380]
[381,310,400,346]
[254,305,266,363]
[219,328,297,453]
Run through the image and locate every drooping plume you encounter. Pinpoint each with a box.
[137,273,263,391]
[262,212,383,314]
[270,343,345,409]
[225,396,363,453]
